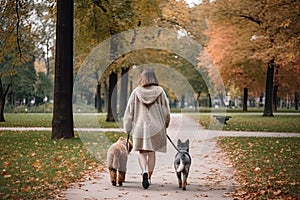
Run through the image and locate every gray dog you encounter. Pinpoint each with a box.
[174,139,191,190]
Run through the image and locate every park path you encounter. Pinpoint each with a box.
[59,114,299,200]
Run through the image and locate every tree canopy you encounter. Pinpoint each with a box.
[201,0,300,102]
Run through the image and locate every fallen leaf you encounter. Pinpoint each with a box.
[254,167,261,172]
[273,190,282,196]
[260,190,266,195]
[3,161,10,167]
[30,153,36,157]
[4,174,12,178]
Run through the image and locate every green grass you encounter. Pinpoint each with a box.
[74,114,121,128]
[0,113,53,127]
[0,131,123,199]
[218,137,300,199]
[4,103,54,113]
[0,113,120,128]
[197,107,300,113]
[198,114,300,133]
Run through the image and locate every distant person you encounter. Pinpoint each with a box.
[123,68,170,189]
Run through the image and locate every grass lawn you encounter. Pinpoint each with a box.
[0,113,120,128]
[0,131,123,199]
[198,114,300,133]
[0,113,53,127]
[218,137,300,199]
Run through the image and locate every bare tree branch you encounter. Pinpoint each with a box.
[93,0,107,13]
[15,0,22,57]
[4,84,11,97]
[0,2,9,23]
[238,14,262,25]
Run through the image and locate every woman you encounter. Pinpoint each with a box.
[123,68,170,189]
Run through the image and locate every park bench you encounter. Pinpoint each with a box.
[213,115,232,125]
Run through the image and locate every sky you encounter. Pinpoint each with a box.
[184,0,201,7]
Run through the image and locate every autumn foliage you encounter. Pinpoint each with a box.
[201,0,300,103]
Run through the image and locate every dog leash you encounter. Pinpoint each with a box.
[126,132,130,152]
[166,134,181,153]
[126,132,179,153]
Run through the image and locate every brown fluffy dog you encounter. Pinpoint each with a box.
[107,137,133,186]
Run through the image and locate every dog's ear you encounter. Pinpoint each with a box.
[185,139,189,146]
[177,139,182,146]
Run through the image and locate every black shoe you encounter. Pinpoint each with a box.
[142,172,149,189]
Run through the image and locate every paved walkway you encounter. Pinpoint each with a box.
[55,114,299,200]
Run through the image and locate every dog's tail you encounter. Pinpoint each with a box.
[176,158,185,172]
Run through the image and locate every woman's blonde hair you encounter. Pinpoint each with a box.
[138,68,159,87]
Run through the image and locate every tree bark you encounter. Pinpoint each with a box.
[119,68,129,117]
[263,60,274,117]
[273,85,278,111]
[106,31,118,121]
[208,93,212,107]
[51,0,74,139]
[0,99,5,122]
[295,92,299,110]
[96,82,102,113]
[243,87,248,112]
[106,72,118,122]
[0,78,10,122]
[196,91,201,111]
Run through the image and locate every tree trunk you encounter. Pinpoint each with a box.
[243,87,248,112]
[106,72,118,122]
[106,31,118,121]
[0,98,5,122]
[273,85,278,111]
[295,92,299,110]
[51,0,74,139]
[119,68,129,117]
[263,60,274,117]
[96,82,102,112]
[208,93,212,107]
[219,93,225,107]
[181,95,185,109]
[0,78,10,122]
[103,82,108,112]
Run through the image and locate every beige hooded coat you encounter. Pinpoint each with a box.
[123,86,170,153]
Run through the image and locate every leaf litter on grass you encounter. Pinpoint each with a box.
[218,137,300,199]
[0,131,104,199]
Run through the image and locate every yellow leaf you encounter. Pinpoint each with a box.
[30,153,36,157]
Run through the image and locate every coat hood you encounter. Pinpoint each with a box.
[135,86,164,105]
